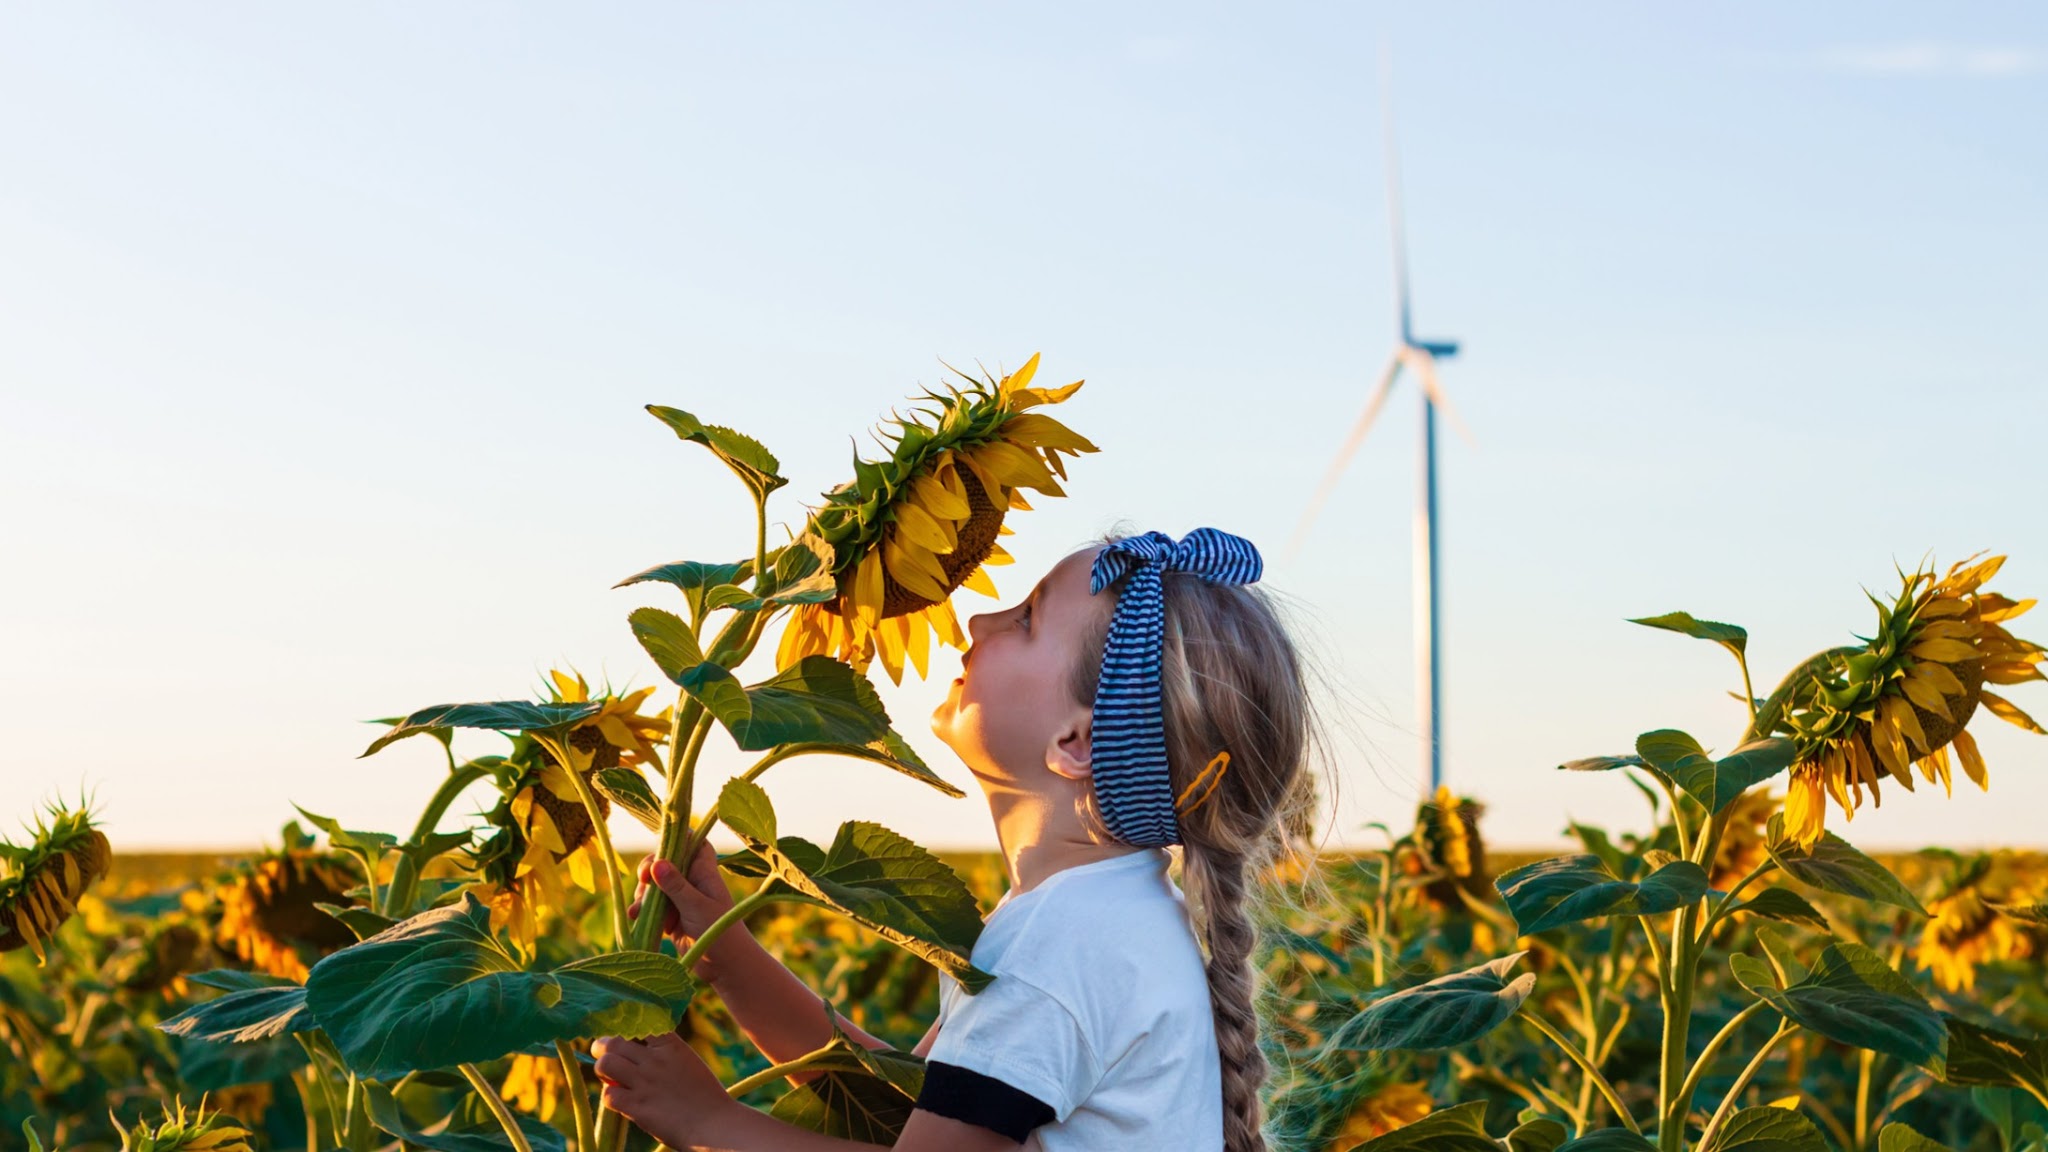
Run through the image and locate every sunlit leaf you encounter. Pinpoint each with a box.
[1766,815,1925,914]
[684,657,892,751]
[1630,611,1748,657]
[1732,888,1831,933]
[1878,1123,1957,1152]
[158,975,315,1044]
[646,405,788,500]
[1339,1100,1496,1152]
[629,607,705,684]
[304,894,696,1078]
[1733,939,1947,1072]
[363,1081,567,1152]
[1506,1117,1569,1152]
[1699,1106,1827,1152]
[1495,855,1709,935]
[1941,1016,2048,1102]
[613,558,755,627]
[1329,953,1535,1052]
[362,701,603,757]
[594,768,664,834]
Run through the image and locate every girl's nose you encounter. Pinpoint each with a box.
[966,611,992,644]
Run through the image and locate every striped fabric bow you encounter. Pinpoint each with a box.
[1087,528,1264,847]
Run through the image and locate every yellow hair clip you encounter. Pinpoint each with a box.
[1175,751,1232,816]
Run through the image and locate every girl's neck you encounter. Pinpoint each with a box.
[981,779,1147,896]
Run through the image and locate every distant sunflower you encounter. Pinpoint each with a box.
[1779,552,2044,846]
[471,672,668,949]
[500,1051,568,1122]
[0,801,112,965]
[778,354,1097,683]
[213,825,358,981]
[1916,887,2027,994]
[1711,789,1779,891]
[1323,1082,1433,1150]
[1411,786,1487,910]
[110,1098,256,1152]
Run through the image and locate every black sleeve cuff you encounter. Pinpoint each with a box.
[915,1060,1056,1143]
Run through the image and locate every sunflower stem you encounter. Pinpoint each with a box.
[1523,1010,1638,1133]
[558,1039,595,1152]
[1676,999,1771,1111]
[1698,1021,1795,1149]
[385,760,487,918]
[1696,859,1777,946]
[538,734,629,952]
[679,883,778,974]
[724,1037,842,1099]
[460,1062,535,1152]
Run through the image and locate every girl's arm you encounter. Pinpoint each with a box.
[636,846,895,1061]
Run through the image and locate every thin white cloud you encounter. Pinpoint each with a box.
[1813,41,2044,77]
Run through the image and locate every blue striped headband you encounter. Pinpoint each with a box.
[1087,528,1264,847]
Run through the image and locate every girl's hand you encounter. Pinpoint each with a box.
[628,840,746,984]
[593,1031,738,1147]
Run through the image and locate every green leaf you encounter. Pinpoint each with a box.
[1560,754,1648,774]
[684,656,892,752]
[762,1021,925,1142]
[1555,1133,1658,1152]
[1329,953,1535,1052]
[613,558,755,627]
[1630,611,1748,657]
[188,969,300,993]
[362,701,603,757]
[1699,1106,1827,1152]
[1732,888,1831,933]
[1988,901,2048,925]
[1756,926,1811,986]
[364,1081,567,1152]
[1495,855,1710,935]
[711,535,841,610]
[1633,731,1794,814]
[303,893,697,1078]
[720,780,989,993]
[314,902,399,941]
[593,768,664,834]
[1734,940,1947,1072]
[646,405,788,500]
[629,607,706,684]
[764,734,965,799]
[169,1032,309,1091]
[1765,814,1926,914]
[1340,1100,1497,1152]
[1567,822,1631,878]
[293,805,400,857]
[1507,1118,1570,1152]
[158,981,315,1044]
[1878,1123,1957,1152]
[1941,1016,2048,1102]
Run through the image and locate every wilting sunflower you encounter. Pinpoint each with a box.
[1322,1082,1433,1150]
[0,801,112,965]
[1778,552,2044,846]
[213,824,359,981]
[470,672,668,949]
[778,354,1097,683]
[109,1098,256,1152]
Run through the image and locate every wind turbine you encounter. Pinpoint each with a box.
[1288,50,1467,796]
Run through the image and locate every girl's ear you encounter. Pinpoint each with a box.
[1045,704,1094,783]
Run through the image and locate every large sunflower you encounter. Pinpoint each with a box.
[1778,552,2044,846]
[0,802,112,964]
[470,672,668,949]
[778,354,1097,683]
[213,824,359,981]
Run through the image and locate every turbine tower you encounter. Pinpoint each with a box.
[1288,50,1465,796]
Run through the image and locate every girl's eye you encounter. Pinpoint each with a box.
[1018,604,1033,632]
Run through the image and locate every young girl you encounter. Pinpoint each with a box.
[595,528,1317,1152]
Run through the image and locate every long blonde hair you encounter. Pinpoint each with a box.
[1069,538,1320,1152]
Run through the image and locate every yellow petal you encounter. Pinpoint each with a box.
[1921,745,1953,795]
[875,617,907,685]
[892,502,957,554]
[961,565,1001,598]
[1008,487,1034,511]
[1913,660,1968,698]
[1979,595,2035,623]
[1882,694,1931,756]
[1898,673,1953,722]
[1868,713,1911,781]
[853,550,885,627]
[982,542,1014,566]
[1951,728,1989,790]
[909,472,971,520]
[999,412,1099,454]
[883,537,951,603]
[1984,661,2048,686]
[1908,638,1980,663]
[1784,775,1826,846]
[931,600,967,647]
[1918,595,1971,618]
[1981,690,2046,734]
[999,352,1042,395]
[905,611,931,679]
[1914,620,1979,641]
[549,669,586,701]
[972,440,1063,494]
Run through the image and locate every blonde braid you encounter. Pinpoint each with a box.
[1182,843,1269,1152]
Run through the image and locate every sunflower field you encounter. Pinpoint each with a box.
[5,361,2047,1152]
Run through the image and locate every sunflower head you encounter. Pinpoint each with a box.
[500,1051,569,1122]
[1710,788,1779,891]
[1323,1082,1433,1149]
[0,800,113,964]
[779,354,1097,683]
[111,1098,256,1152]
[1779,553,2044,846]
[1411,786,1488,910]
[212,823,359,981]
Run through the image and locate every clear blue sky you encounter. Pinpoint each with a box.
[4,4,2044,853]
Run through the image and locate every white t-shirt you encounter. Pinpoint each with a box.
[926,848,1224,1151]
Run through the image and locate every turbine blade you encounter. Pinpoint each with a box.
[1285,353,1405,563]
[1406,349,1476,448]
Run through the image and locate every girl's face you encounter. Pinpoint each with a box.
[931,546,1110,787]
